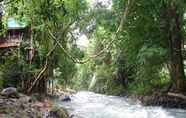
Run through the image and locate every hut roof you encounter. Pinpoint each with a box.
[7,18,26,29]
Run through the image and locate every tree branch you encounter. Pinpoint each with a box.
[48,29,90,64]
[47,0,134,64]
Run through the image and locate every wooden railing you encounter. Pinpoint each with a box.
[0,35,22,48]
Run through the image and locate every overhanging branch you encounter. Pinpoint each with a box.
[47,0,134,64]
[48,29,90,64]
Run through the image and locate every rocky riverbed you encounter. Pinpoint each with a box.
[0,94,53,117]
[0,87,70,118]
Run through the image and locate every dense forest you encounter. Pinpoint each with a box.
[1,0,186,117]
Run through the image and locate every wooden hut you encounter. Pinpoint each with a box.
[0,18,26,48]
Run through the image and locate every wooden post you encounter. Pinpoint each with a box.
[28,27,34,64]
[52,80,54,95]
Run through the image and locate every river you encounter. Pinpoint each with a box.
[57,91,186,118]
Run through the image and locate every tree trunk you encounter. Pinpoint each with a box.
[167,3,185,92]
[0,13,3,36]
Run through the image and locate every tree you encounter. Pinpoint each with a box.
[116,0,186,93]
[2,0,88,93]
[163,0,186,92]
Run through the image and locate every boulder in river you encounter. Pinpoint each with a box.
[0,87,19,98]
[60,95,71,102]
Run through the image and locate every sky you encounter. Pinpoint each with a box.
[88,0,112,9]
[76,34,89,48]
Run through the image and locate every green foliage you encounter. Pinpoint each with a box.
[0,71,3,89]
[1,0,186,95]
[73,0,179,95]
[72,64,92,90]
[1,0,88,90]
[112,0,175,94]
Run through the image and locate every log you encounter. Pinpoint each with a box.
[168,92,186,100]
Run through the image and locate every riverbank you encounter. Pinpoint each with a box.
[0,93,53,117]
[128,92,186,109]
[0,92,70,118]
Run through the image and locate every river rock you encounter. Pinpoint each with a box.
[0,93,53,117]
[66,88,76,94]
[60,95,71,101]
[49,106,69,118]
[18,95,32,103]
[0,87,19,98]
